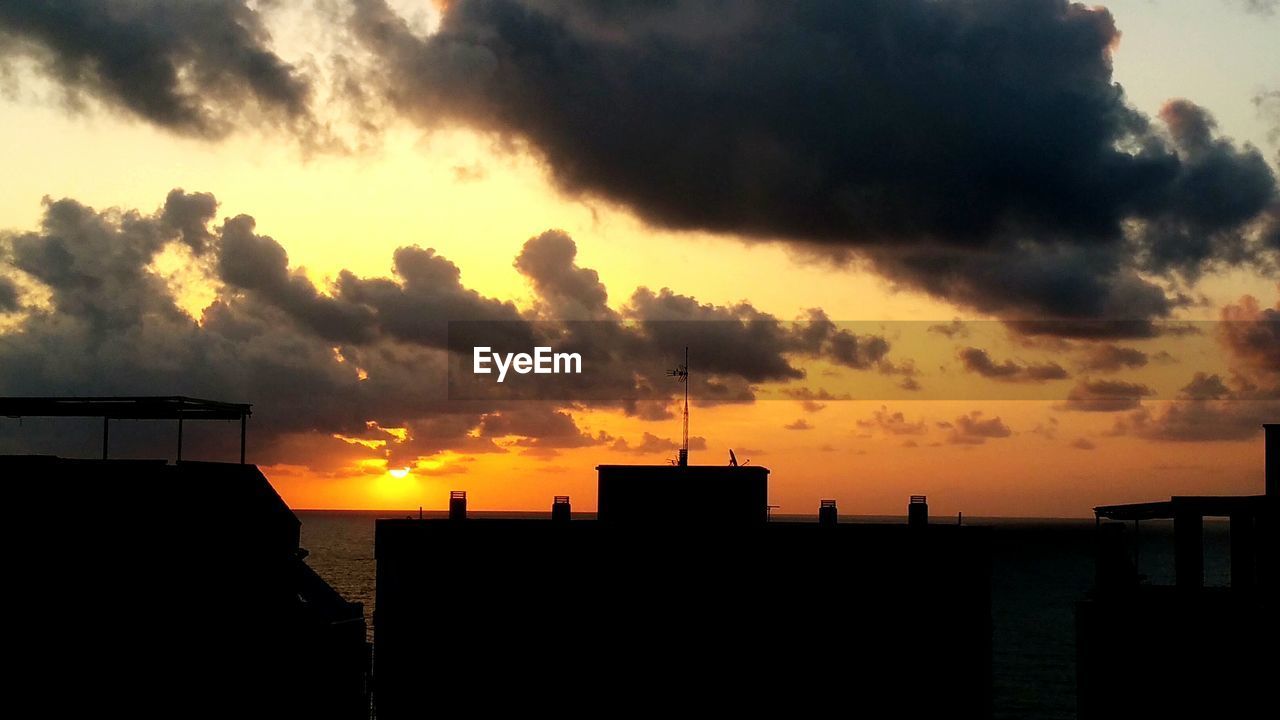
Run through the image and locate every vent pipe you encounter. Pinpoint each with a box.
[908,495,928,529]
[449,490,467,521]
[552,495,571,522]
[818,499,838,526]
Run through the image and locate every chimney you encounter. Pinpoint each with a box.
[449,490,467,521]
[1266,424,1278,497]
[818,499,838,526]
[908,495,928,529]
[552,495,571,522]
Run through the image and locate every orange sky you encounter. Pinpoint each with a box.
[1,1,1277,517]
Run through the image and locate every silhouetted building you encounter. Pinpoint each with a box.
[4,455,371,718]
[1076,424,1278,719]
[597,463,769,523]
[375,464,991,718]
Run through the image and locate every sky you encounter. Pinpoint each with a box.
[0,0,1278,516]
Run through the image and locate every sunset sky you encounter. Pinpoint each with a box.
[1,1,1278,516]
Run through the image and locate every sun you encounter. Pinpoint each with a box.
[388,467,411,479]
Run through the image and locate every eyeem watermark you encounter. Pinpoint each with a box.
[473,346,583,383]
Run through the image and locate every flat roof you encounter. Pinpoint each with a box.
[597,464,768,471]
[0,396,251,421]
[596,464,770,480]
[1095,495,1270,520]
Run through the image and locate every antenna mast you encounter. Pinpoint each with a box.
[667,346,689,466]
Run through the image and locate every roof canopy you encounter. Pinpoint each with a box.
[1095,495,1270,521]
[0,396,251,421]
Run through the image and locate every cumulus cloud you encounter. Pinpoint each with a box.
[5,1,1276,334]
[857,406,927,436]
[1060,379,1155,412]
[611,432,706,456]
[947,411,1012,445]
[1076,344,1149,373]
[1108,291,1280,441]
[957,347,1069,383]
[1219,293,1280,375]
[350,0,1277,333]
[476,231,907,408]
[0,189,913,469]
[1115,399,1276,442]
[0,193,461,466]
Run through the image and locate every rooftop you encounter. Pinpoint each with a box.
[0,396,251,420]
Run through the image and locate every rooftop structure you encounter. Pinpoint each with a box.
[0,395,252,461]
[596,463,769,523]
[1076,423,1277,718]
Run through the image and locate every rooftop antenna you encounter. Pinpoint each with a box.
[667,346,689,466]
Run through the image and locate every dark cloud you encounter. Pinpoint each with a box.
[160,188,219,254]
[1077,344,1149,373]
[0,192,557,466]
[783,418,813,431]
[1180,372,1234,401]
[351,0,1278,331]
[1219,293,1280,375]
[479,406,613,451]
[336,245,528,348]
[0,193,453,463]
[857,406,927,436]
[781,387,852,402]
[0,189,906,467]
[1060,379,1154,412]
[8,194,193,335]
[611,432,706,455]
[947,412,1012,445]
[958,346,1069,382]
[1107,291,1280,442]
[218,215,379,344]
[1070,438,1096,450]
[0,274,18,311]
[928,320,968,339]
[1115,400,1276,443]
[0,0,315,139]
[1134,101,1278,277]
[515,229,611,320]
[781,387,852,409]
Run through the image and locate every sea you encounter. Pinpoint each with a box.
[297,512,1231,720]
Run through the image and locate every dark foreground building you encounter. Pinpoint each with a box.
[1076,424,1278,719]
[375,464,992,718]
[3,456,371,718]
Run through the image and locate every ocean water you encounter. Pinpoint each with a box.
[298,511,1231,720]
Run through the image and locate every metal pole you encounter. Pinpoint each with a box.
[240,414,247,464]
[177,416,184,462]
[102,417,109,460]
